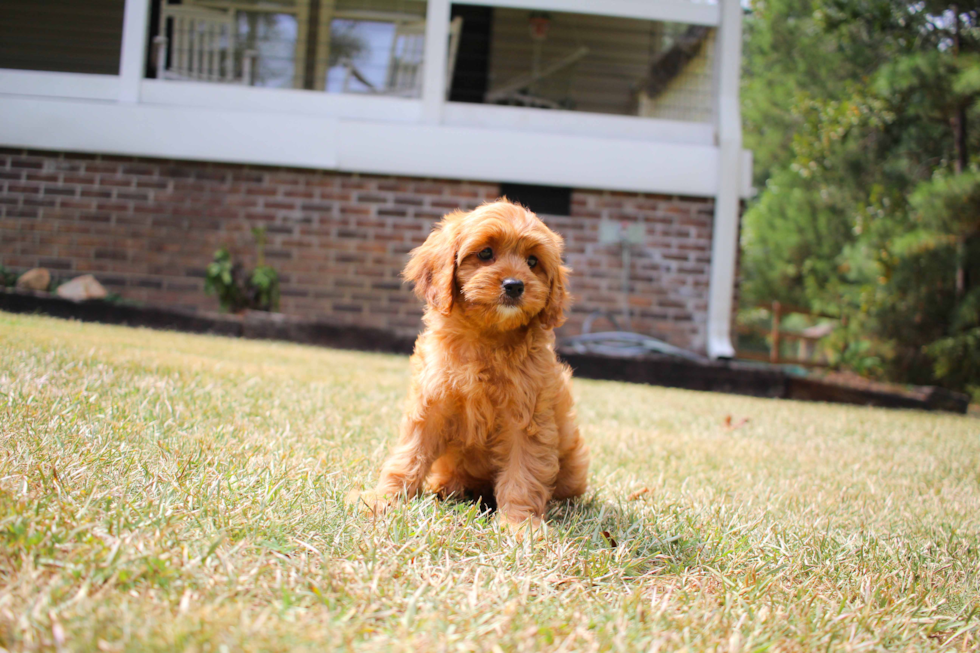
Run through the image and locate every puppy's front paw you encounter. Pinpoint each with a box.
[346,489,394,517]
[499,512,547,541]
[425,476,468,500]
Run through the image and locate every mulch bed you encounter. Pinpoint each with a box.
[1,288,969,414]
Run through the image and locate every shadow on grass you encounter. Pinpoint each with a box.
[550,496,687,552]
[442,490,696,573]
[546,496,702,578]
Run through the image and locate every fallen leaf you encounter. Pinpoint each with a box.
[627,488,649,501]
[724,416,751,430]
[600,531,618,548]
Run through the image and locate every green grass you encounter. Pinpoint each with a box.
[1,312,978,652]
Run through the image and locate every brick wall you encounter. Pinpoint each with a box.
[557,192,713,352]
[0,149,716,352]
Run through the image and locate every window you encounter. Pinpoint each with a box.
[149,0,429,95]
[449,5,716,122]
[325,16,425,97]
[0,0,125,75]
[237,12,300,88]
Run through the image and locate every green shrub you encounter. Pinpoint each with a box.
[926,327,980,396]
[204,227,280,313]
[247,227,280,312]
[0,265,17,288]
[248,264,280,312]
[204,248,248,313]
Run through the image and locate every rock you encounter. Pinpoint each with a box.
[56,275,108,301]
[15,267,51,292]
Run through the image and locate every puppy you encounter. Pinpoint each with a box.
[360,199,590,527]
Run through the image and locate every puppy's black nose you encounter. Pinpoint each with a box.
[502,278,525,298]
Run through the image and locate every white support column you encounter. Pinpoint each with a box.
[706,0,744,359]
[118,0,152,103]
[421,0,451,124]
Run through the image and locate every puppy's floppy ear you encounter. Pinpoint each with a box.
[403,214,459,315]
[540,253,571,330]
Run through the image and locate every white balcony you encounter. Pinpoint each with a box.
[0,0,748,358]
[0,0,748,196]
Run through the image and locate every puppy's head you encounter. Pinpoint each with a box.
[404,199,569,331]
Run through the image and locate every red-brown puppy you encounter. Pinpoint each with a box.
[360,199,589,527]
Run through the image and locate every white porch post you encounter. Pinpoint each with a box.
[421,0,451,124]
[706,0,743,359]
[118,0,151,103]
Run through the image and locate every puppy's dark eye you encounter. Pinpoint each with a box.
[527,255,538,269]
[477,247,493,261]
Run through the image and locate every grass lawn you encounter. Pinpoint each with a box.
[1,312,978,652]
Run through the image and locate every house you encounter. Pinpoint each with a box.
[0,0,751,358]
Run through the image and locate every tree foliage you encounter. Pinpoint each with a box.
[741,0,980,397]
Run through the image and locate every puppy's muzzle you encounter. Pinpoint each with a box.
[502,278,525,299]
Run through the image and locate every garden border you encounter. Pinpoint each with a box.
[1,288,968,413]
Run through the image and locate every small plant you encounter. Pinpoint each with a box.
[248,227,280,312]
[0,265,17,288]
[204,227,280,313]
[205,248,248,312]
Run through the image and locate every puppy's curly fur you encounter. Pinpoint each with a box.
[362,199,590,526]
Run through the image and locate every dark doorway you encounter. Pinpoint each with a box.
[500,183,572,216]
[449,5,494,104]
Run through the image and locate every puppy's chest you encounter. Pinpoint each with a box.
[448,354,538,399]
[444,360,538,445]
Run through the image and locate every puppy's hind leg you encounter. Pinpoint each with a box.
[553,426,589,501]
[553,381,590,501]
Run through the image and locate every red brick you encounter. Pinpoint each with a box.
[0,151,727,353]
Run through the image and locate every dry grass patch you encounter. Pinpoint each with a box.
[1,312,978,652]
